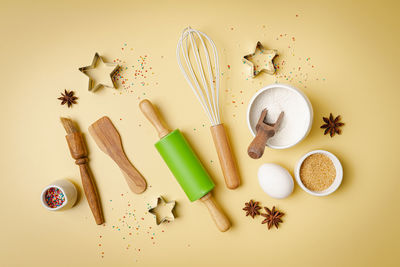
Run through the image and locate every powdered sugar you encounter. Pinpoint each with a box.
[248,85,312,148]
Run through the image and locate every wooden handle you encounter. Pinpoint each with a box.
[139,99,170,139]
[200,192,231,232]
[210,124,240,189]
[66,132,87,159]
[66,132,104,225]
[78,161,104,225]
[247,130,272,159]
[118,156,147,194]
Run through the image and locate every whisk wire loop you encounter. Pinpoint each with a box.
[177,27,221,126]
[181,33,214,124]
[188,32,215,124]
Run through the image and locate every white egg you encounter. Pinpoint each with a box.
[258,163,294,199]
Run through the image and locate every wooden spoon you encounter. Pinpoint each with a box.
[89,116,147,194]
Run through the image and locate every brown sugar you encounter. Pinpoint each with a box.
[300,153,336,191]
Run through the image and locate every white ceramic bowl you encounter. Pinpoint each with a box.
[247,83,313,149]
[41,179,77,211]
[294,150,343,196]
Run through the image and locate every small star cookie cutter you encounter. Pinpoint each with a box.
[79,53,120,92]
[243,42,278,78]
[148,196,176,225]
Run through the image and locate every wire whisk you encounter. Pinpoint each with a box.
[177,27,240,189]
[177,27,220,126]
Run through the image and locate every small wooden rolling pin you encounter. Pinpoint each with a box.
[60,117,104,225]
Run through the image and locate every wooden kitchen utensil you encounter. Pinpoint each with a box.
[247,109,284,159]
[88,116,147,194]
[60,117,104,225]
[140,99,231,232]
[177,27,240,190]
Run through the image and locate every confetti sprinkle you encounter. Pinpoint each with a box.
[44,187,65,208]
[112,44,158,96]
[95,191,168,257]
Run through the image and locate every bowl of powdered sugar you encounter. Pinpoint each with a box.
[247,83,313,149]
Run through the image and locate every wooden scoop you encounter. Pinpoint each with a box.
[88,116,147,194]
[247,109,284,159]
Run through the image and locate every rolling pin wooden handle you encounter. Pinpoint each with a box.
[200,192,231,232]
[247,129,273,159]
[77,162,104,225]
[210,124,240,189]
[139,99,170,139]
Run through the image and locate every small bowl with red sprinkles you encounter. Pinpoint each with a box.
[41,180,77,211]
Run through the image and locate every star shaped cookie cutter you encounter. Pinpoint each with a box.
[148,196,176,225]
[79,53,120,92]
[243,42,278,78]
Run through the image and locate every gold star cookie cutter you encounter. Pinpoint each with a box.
[79,53,120,92]
[243,41,278,78]
[148,196,176,225]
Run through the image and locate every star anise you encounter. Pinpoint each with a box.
[243,200,262,218]
[320,113,344,137]
[58,89,78,108]
[261,206,284,229]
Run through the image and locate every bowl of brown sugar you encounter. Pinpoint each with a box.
[295,150,343,196]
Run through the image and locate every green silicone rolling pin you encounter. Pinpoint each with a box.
[139,99,231,232]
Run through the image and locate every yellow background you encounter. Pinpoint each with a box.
[1,0,399,266]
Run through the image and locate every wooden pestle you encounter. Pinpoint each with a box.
[61,118,104,225]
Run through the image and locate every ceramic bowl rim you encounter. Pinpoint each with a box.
[246,83,313,149]
[41,185,68,211]
[294,149,343,196]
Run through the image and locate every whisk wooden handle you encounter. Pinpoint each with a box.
[139,99,170,139]
[210,124,240,189]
